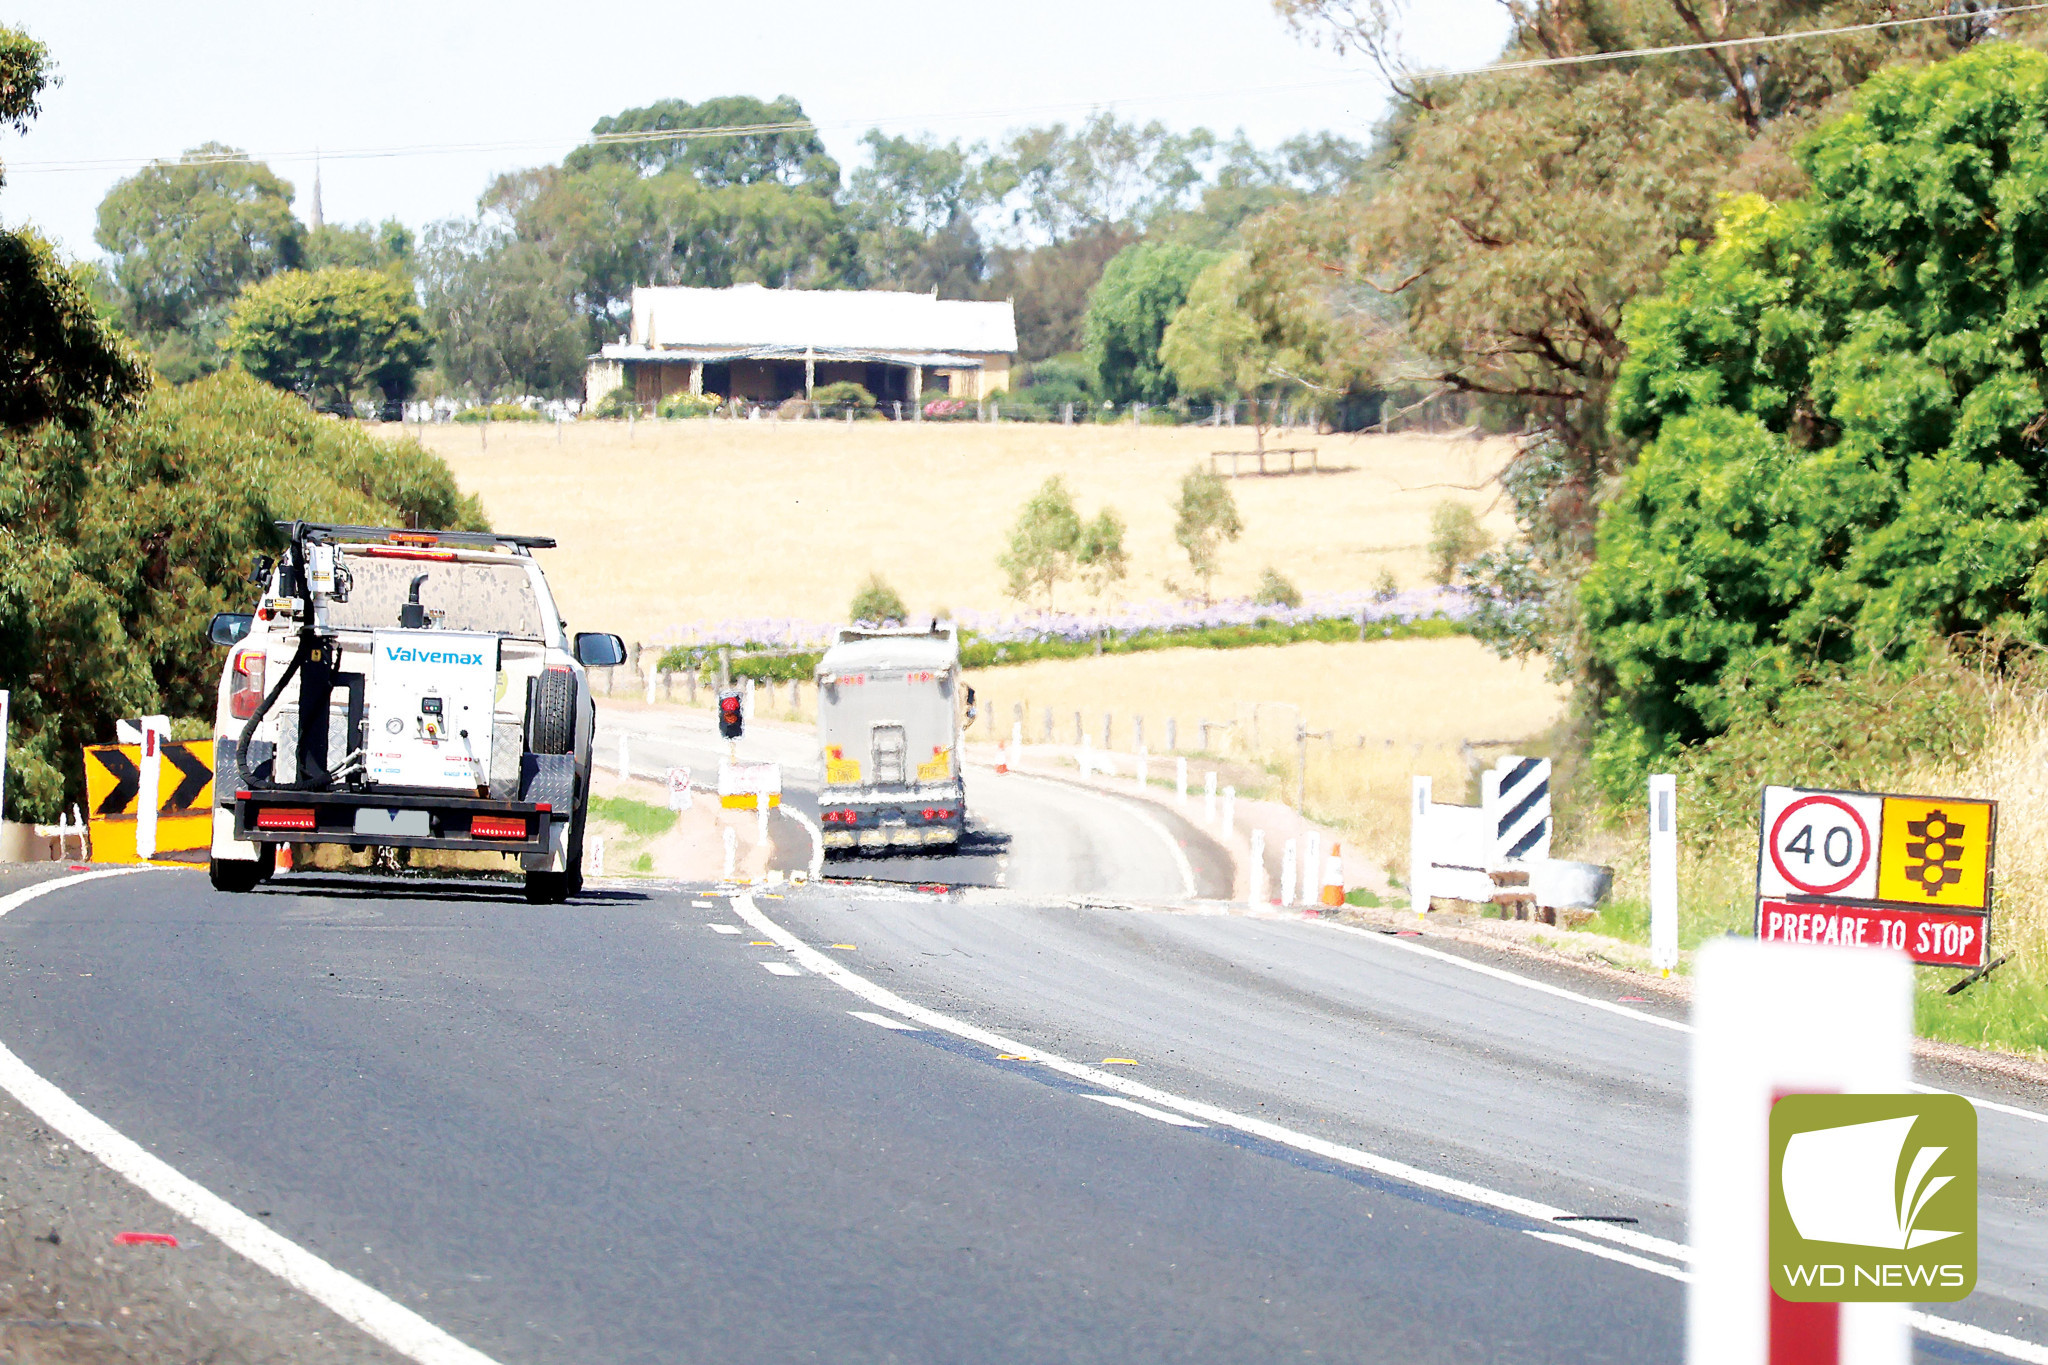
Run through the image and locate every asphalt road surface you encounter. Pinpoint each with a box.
[595,703,1233,897]
[0,732,2042,1362]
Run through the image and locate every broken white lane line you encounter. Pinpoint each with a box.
[1083,1094,1207,1128]
[761,962,803,977]
[707,924,741,934]
[1524,1230,1687,1283]
[849,1011,920,1031]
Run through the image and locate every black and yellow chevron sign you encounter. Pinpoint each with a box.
[83,740,214,862]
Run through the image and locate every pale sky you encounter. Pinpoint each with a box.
[2,0,1512,260]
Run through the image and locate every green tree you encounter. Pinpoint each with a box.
[1255,565,1302,609]
[985,228,1135,362]
[1172,466,1243,601]
[565,95,840,193]
[1426,501,1491,586]
[1258,0,2034,673]
[1085,240,1224,405]
[1159,252,1315,450]
[226,267,432,407]
[849,573,907,625]
[0,371,483,821]
[844,131,994,293]
[1077,508,1129,602]
[94,144,303,340]
[304,218,415,275]
[994,113,1216,245]
[416,220,585,399]
[0,25,149,432]
[1000,476,1085,612]
[1582,44,2048,786]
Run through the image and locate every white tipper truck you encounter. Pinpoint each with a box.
[813,623,975,854]
[205,522,625,903]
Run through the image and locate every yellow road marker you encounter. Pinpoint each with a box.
[1102,1058,1138,1065]
[997,1054,1034,1061]
[829,944,857,950]
[749,940,775,946]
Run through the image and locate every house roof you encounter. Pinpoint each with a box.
[627,283,1017,355]
[593,343,988,369]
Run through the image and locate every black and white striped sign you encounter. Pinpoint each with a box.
[1490,755,1552,866]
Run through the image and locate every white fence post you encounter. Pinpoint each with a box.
[1650,773,1678,975]
[1280,837,1298,908]
[1222,786,1234,836]
[1410,775,1432,916]
[1689,940,1912,1365]
[1249,827,1265,906]
[136,715,168,861]
[1176,757,1188,804]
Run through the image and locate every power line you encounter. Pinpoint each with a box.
[6,4,2045,176]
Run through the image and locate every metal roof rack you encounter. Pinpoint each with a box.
[276,522,557,550]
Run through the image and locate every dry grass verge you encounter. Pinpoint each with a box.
[409,420,1516,647]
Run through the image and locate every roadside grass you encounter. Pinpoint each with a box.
[1583,667,2048,1059]
[409,419,1516,649]
[588,794,677,839]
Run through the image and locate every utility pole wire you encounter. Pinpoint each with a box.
[12,4,2046,176]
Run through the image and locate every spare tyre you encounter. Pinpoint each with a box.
[528,668,576,755]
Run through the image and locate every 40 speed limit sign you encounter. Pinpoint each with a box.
[1755,784,1996,968]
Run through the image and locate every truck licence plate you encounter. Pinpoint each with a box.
[353,808,432,837]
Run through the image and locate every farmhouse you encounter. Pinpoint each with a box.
[585,283,1017,410]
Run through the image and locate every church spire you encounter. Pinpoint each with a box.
[310,153,324,232]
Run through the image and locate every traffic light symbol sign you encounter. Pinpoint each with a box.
[1903,810,1966,896]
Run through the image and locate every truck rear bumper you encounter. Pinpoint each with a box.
[818,794,963,850]
[233,788,556,855]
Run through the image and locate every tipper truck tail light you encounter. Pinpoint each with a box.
[470,814,528,840]
[228,650,266,719]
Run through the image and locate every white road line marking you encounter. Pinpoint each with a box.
[849,1010,920,1031]
[692,900,715,908]
[1913,1313,2048,1364]
[729,892,2048,1364]
[761,961,803,976]
[1523,1230,1689,1282]
[1312,919,2048,1127]
[1083,1094,1207,1128]
[0,871,504,1365]
[707,924,741,934]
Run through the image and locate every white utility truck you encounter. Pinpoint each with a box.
[205,522,624,903]
[814,623,973,854]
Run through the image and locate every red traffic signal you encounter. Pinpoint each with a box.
[718,690,745,739]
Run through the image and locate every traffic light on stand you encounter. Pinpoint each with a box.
[718,690,744,739]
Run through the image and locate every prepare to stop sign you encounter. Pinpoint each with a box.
[1758,788,1882,900]
[1755,784,1996,969]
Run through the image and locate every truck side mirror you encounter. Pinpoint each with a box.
[209,612,254,647]
[574,633,627,667]
[964,684,977,726]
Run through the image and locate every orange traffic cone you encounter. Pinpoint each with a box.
[1320,844,1346,908]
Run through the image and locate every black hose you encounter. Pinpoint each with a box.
[235,626,313,792]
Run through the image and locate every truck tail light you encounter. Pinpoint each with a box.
[823,810,857,824]
[470,814,528,840]
[228,650,267,719]
[254,807,316,831]
[921,808,954,821]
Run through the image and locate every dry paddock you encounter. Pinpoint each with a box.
[409,418,1518,648]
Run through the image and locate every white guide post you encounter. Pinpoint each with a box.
[1280,838,1298,908]
[1080,732,1093,778]
[1136,745,1149,788]
[135,715,168,861]
[1222,786,1235,837]
[1176,757,1188,804]
[1248,828,1266,906]
[1204,771,1217,822]
[645,668,657,706]
[722,826,737,880]
[618,732,631,781]
[1409,775,1432,916]
[1650,773,1678,975]
[1302,833,1322,906]
[589,836,606,879]
[1011,721,1023,753]
[1689,939,1912,1365]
